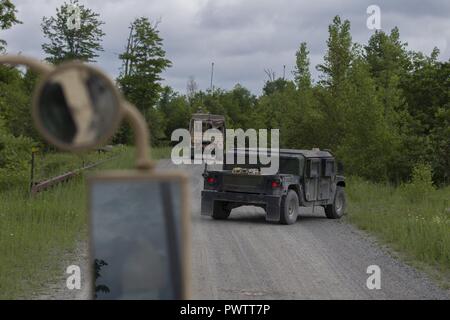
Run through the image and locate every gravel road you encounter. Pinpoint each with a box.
[35,159,449,299]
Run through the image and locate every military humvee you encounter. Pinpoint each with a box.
[201,148,346,224]
[189,113,225,158]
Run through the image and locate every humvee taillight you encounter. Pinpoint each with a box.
[207,177,217,184]
[271,180,281,188]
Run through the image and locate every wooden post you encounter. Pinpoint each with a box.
[30,147,39,194]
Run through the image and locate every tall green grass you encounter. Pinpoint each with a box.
[0,146,170,299]
[0,178,87,298]
[347,176,450,285]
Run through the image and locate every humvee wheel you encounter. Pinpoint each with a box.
[212,201,231,220]
[325,186,346,219]
[280,190,299,225]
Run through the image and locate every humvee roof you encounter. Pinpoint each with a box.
[191,113,225,121]
[232,148,333,158]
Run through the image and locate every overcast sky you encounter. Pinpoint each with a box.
[2,0,449,95]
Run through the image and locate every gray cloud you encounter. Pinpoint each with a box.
[2,0,449,95]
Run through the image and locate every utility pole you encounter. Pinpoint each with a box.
[210,62,214,93]
[283,65,286,79]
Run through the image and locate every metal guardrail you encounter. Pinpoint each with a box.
[30,155,120,196]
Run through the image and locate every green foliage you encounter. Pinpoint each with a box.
[317,16,353,90]
[400,163,435,203]
[293,42,312,90]
[336,58,401,181]
[158,86,191,140]
[213,84,256,129]
[430,107,450,185]
[0,122,34,191]
[0,66,36,138]
[0,0,21,52]
[365,28,410,85]
[262,77,292,96]
[0,66,36,191]
[257,80,298,145]
[41,0,105,63]
[400,51,449,185]
[117,17,172,144]
[347,176,449,278]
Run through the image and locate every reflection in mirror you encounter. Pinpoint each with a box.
[90,177,186,299]
[37,66,120,149]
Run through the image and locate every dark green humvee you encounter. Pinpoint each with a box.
[201,148,346,224]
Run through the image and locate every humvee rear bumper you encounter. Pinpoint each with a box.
[201,190,282,222]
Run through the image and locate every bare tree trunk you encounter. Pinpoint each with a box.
[124,24,134,77]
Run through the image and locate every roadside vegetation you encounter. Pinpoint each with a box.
[347,164,450,286]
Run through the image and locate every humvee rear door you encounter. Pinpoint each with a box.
[305,159,320,201]
[318,159,335,200]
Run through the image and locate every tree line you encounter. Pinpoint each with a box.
[0,0,448,187]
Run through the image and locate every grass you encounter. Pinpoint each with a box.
[0,146,170,299]
[346,176,450,287]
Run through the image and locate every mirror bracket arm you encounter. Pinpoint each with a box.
[0,55,54,74]
[122,102,155,170]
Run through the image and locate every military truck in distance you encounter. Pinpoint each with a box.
[201,149,346,224]
[189,113,226,158]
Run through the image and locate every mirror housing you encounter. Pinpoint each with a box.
[33,62,123,152]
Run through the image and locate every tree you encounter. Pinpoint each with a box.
[262,77,291,96]
[0,66,32,138]
[219,84,256,129]
[41,0,105,63]
[365,28,409,86]
[0,106,34,191]
[400,51,450,184]
[336,58,401,181]
[186,76,198,105]
[401,50,448,136]
[293,42,311,90]
[314,16,354,148]
[316,16,353,91]
[365,29,431,183]
[0,0,21,52]
[117,17,172,144]
[257,80,297,145]
[158,86,191,139]
[365,28,410,123]
[430,107,450,185]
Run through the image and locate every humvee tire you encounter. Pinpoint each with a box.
[325,186,346,219]
[280,190,299,225]
[212,201,231,220]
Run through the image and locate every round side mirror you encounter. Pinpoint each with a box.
[33,62,123,151]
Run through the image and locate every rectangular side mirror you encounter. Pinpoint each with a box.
[88,171,190,300]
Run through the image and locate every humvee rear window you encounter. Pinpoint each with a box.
[310,160,320,177]
[279,158,300,175]
[324,159,335,176]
